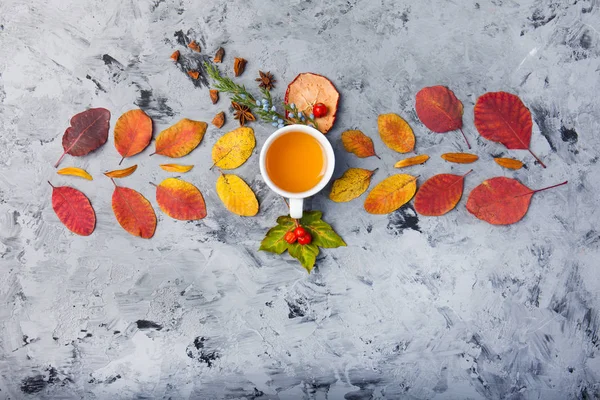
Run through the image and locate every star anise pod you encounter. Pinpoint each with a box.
[232,102,255,126]
[256,71,276,90]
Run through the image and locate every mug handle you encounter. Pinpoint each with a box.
[289,198,303,219]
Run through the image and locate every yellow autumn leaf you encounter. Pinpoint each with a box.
[394,154,430,169]
[364,174,417,214]
[441,152,479,164]
[378,113,415,153]
[329,168,377,203]
[152,119,207,158]
[159,164,194,173]
[216,173,259,216]
[212,127,256,169]
[57,167,93,180]
[494,157,524,170]
[104,164,138,178]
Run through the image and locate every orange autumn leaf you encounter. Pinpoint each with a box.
[441,152,479,164]
[188,40,201,52]
[415,85,470,148]
[104,164,138,178]
[414,170,472,216]
[155,178,206,220]
[364,174,417,214]
[394,154,429,169]
[152,119,207,158]
[494,157,524,170]
[378,113,415,153]
[112,186,156,238]
[187,70,200,80]
[49,182,96,236]
[114,109,152,164]
[466,177,567,225]
[474,91,546,168]
[170,50,180,61]
[341,130,380,159]
[159,164,194,173]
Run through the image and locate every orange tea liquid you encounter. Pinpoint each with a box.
[265,131,326,193]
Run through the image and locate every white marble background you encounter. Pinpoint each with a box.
[0,0,599,398]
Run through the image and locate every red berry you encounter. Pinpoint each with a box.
[297,232,312,245]
[312,103,328,118]
[294,226,307,237]
[284,231,297,244]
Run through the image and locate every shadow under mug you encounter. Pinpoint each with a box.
[259,124,335,219]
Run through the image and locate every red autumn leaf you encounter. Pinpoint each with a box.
[114,109,153,165]
[49,182,96,236]
[154,178,207,221]
[415,85,470,148]
[54,108,111,168]
[112,185,157,238]
[474,91,546,168]
[466,177,567,225]
[414,170,472,216]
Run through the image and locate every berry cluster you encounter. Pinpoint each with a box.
[284,226,312,245]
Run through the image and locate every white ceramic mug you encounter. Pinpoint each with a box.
[259,124,335,219]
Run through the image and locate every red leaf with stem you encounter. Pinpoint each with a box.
[49,182,96,236]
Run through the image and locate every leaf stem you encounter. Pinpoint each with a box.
[459,128,471,149]
[119,157,125,165]
[149,182,157,187]
[374,153,381,160]
[528,149,546,168]
[54,152,67,168]
[47,181,55,188]
[463,169,474,177]
[111,178,118,187]
[532,180,567,194]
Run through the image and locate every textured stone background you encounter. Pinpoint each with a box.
[0,0,599,398]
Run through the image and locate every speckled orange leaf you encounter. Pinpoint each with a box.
[155,178,206,220]
[104,164,137,178]
[57,167,93,180]
[159,164,194,173]
[114,109,152,164]
[341,130,380,159]
[364,174,417,214]
[49,182,96,236]
[112,186,156,238]
[211,127,255,169]
[329,168,377,203]
[152,119,207,158]
[378,113,415,153]
[415,85,470,148]
[466,177,567,225]
[494,157,524,170]
[414,170,472,216]
[216,174,259,216]
[441,152,479,164]
[394,154,430,169]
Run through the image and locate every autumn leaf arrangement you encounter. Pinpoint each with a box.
[332,86,567,224]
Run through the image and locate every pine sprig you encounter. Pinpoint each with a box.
[204,62,318,130]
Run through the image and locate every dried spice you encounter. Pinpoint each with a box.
[256,70,276,90]
[187,70,200,80]
[210,89,219,104]
[232,101,255,126]
[233,57,247,77]
[214,47,224,63]
[170,50,180,61]
[188,40,201,52]
[212,111,225,128]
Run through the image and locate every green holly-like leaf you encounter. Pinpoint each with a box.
[259,216,295,254]
[299,211,346,249]
[288,243,319,272]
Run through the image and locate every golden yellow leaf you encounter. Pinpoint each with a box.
[152,119,207,158]
[159,164,194,173]
[329,168,377,203]
[364,174,417,214]
[441,152,479,164]
[394,154,430,169]
[57,167,93,180]
[494,157,524,170]
[216,174,259,216]
[104,165,138,178]
[212,127,256,169]
[378,113,415,153]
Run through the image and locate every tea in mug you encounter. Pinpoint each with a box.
[265,131,326,193]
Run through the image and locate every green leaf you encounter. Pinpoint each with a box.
[302,213,346,249]
[299,210,322,225]
[259,217,295,254]
[288,243,319,273]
